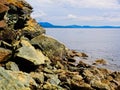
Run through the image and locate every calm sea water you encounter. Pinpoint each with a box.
[46,28,120,70]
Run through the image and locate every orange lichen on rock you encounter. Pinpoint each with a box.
[0,0,7,4]
[26,19,36,27]
[0,48,12,62]
[0,0,8,29]
[24,19,40,31]
[0,20,6,28]
[7,0,31,9]
[0,3,9,13]
[7,0,23,7]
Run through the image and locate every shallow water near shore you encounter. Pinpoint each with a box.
[46,28,120,71]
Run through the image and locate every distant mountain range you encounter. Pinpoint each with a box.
[39,22,120,28]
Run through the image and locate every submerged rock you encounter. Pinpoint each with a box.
[93,59,107,65]
[67,50,88,58]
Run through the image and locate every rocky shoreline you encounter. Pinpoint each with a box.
[0,0,120,90]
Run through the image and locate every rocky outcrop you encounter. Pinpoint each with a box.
[0,0,45,42]
[0,0,120,90]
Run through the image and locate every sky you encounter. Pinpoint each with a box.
[26,0,120,26]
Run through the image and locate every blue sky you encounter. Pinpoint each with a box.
[26,0,120,26]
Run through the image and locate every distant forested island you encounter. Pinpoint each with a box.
[39,22,120,28]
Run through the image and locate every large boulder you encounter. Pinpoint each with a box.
[31,34,68,61]
[16,39,50,65]
[0,67,31,90]
[8,70,37,89]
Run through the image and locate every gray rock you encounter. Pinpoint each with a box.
[5,61,19,71]
[0,67,31,90]
[8,70,37,88]
[45,74,61,85]
[16,39,50,65]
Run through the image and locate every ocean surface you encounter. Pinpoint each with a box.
[46,28,120,71]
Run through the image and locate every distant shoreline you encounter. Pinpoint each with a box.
[43,27,120,29]
[39,22,120,29]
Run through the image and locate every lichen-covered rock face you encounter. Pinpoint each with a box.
[0,0,45,42]
[22,18,45,39]
[31,34,68,61]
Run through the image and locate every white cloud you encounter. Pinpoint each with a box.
[26,0,52,5]
[103,12,120,22]
[26,0,54,8]
[31,11,46,19]
[67,14,120,22]
[42,0,120,9]
[67,14,102,21]
[67,14,77,19]
[67,0,120,9]
[26,0,120,9]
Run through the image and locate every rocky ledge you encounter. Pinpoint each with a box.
[0,0,120,90]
